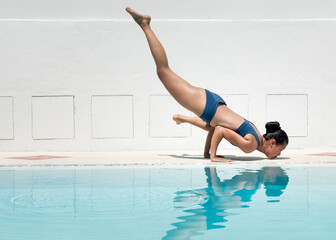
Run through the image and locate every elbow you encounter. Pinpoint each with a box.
[242,148,254,154]
[241,145,255,154]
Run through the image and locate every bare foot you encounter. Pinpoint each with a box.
[126,7,151,27]
[173,114,184,125]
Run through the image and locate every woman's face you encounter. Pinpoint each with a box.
[265,139,287,159]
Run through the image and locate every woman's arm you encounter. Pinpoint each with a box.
[204,127,215,158]
[210,126,257,162]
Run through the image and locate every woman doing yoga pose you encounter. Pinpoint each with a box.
[126,7,288,162]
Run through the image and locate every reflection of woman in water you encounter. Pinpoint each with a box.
[162,167,289,240]
[126,7,289,162]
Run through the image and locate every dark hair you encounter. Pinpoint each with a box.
[263,121,289,145]
[259,167,289,197]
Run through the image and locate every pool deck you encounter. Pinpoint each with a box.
[0,148,336,167]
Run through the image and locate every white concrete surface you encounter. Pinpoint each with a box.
[0,0,335,151]
[1,148,336,167]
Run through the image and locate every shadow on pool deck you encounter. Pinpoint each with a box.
[159,154,286,162]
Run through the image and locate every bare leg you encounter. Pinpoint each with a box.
[173,114,211,131]
[126,7,206,116]
[173,114,215,158]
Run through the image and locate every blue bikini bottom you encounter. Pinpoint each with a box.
[199,89,226,125]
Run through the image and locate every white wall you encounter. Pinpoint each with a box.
[0,0,335,151]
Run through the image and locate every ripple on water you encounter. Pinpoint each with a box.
[1,186,206,220]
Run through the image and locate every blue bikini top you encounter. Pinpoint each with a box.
[235,119,261,147]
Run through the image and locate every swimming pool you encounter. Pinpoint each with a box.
[0,165,335,240]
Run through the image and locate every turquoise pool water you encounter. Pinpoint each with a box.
[0,165,335,240]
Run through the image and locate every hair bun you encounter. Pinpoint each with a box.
[265,121,281,134]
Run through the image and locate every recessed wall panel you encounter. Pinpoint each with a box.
[32,96,75,139]
[150,95,191,138]
[267,94,308,137]
[0,97,14,140]
[91,95,133,138]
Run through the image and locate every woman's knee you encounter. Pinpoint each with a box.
[215,126,226,137]
[156,67,171,79]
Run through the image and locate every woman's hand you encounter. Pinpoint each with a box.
[211,156,234,162]
[205,153,233,162]
[209,126,234,162]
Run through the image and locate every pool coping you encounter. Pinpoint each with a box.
[0,148,336,167]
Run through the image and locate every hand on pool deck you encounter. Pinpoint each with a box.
[203,153,233,162]
[211,156,234,163]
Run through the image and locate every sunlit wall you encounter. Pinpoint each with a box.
[0,0,335,151]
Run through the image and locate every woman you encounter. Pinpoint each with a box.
[173,114,288,161]
[126,7,288,162]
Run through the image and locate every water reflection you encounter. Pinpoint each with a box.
[163,166,289,239]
